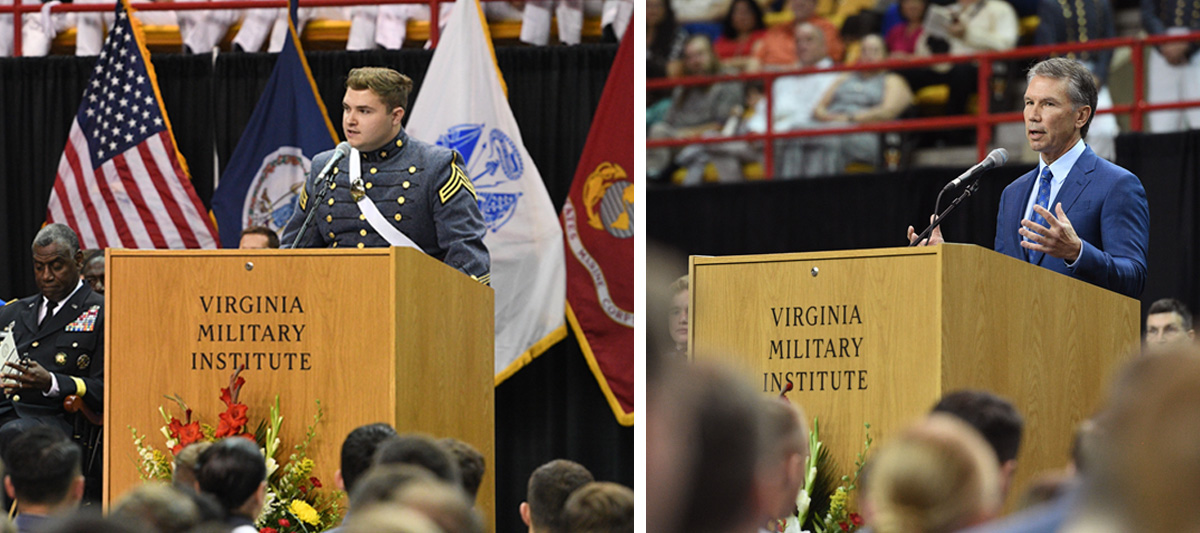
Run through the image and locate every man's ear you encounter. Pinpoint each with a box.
[4,476,13,500]
[335,469,345,492]
[70,475,85,503]
[520,501,532,528]
[393,107,406,127]
[1076,105,1092,130]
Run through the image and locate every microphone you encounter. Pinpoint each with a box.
[942,148,1008,191]
[317,142,351,185]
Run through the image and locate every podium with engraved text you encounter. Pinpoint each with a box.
[689,244,1139,508]
[104,248,494,526]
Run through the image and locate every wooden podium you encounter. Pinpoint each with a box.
[689,244,1140,508]
[104,248,495,526]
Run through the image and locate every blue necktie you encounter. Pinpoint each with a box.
[1026,166,1053,262]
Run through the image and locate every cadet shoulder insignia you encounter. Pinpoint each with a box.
[438,158,477,204]
[299,185,309,211]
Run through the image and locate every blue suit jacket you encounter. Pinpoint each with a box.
[994,146,1148,298]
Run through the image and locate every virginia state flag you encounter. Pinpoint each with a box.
[407,0,566,381]
[561,32,633,425]
[211,7,337,248]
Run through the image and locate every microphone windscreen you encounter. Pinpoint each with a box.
[334,142,352,157]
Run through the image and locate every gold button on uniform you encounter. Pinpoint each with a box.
[394,214,402,221]
[326,215,333,223]
[381,151,387,158]
[360,229,368,236]
[330,182,337,189]
[12,395,19,402]
[403,181,411,189]
[31,341,38,348]
[72,342,78,348]
[366,182,373,189]
[396,139,403,148]
[408,166,416,174]
[359,214,366,220]
[370,168,378,175]
[397,197,406,205]
[328,198,335,206]
[333,167,339,174]
[328,232,335,239]
[357,243,365,249]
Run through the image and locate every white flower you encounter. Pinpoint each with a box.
[265,456,279,477]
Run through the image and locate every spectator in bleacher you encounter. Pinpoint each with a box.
[648,0,689,124]
[714,0,769,72]
[175,0,241,54]
[907,0,1018,117]
[745,22,840,177]
[647,35,747,184]
[0,0,71,57]
[864,414,1002,533]
[812,34,914,173]
[519,459,595,533]
[753,0,845,68]
[1141,0,1200,132]
[231,6,315,52]
[1145,297,1195,349]
[1034,0,1119,160]
[818,0,877,27]
[885,0,927,58]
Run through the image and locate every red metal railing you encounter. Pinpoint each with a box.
[0,0,478,56]
[647,33,1200,178]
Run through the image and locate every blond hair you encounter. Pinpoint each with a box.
[346,67,414,111]
[866,414,1001,533]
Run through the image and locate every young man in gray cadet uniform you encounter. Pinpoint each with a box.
[0,223,104,453]
[281,67,491,285]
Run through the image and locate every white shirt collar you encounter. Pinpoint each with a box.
[1037,138,1086,183]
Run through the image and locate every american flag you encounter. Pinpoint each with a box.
[46,0,217,249]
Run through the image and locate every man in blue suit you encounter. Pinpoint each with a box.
[911,58,1149,298]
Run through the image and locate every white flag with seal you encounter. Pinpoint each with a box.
[407,0,566,381]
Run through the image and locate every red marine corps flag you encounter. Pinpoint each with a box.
[46,0,217,249]
[561,32,633,426]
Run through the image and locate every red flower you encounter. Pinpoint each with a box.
[299,485,308,495]
[310,477,322,488]
[215,403,249,438]
[167,419,204,454]
[850,513,864,526]
[259,528,277,533]
[839,522,849,531]
[278,518,290,527]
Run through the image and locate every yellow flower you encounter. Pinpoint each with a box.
[288,499,321,526]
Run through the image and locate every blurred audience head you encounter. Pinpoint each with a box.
[238,226,280,249]
[682,35,721,76]
[865,414,1002,533]
[388,477,484,533]
[756,397,809,522]
[339,423,400,496]
[194,437,267,520]
[790,0,817,21]
[3,426,84,515]
[110,482,204,533]
[858,34,888,65]
[81,253,105,295]
[672,362,767,533]
[172,441,213,489]
[373,434,461,487]
[900,0,928,23]
[563,481,634,533]
[723,0,766,39]
[1145,298,1194,349]
[439,438,485,503]
[342,505,444,533]
[931,389,1024,497]
[795,22,828,66]
[1068,347,1200,531]
[520,459,595,533]
[348,463,440,510]
[668,275,689,353]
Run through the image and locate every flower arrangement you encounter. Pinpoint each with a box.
[778,418,873,533]
[131,366,343,532]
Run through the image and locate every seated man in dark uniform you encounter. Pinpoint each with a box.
[0,223,104,453]
[281,66,490,285]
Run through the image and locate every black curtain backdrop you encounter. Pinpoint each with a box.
[649,132,1200,319]
[1,44,629,533]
